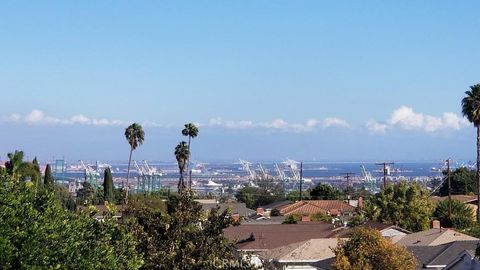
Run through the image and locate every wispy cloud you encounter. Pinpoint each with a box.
[2,109,127,127]
[205,117,350,132]
[366,120,389,134]
[1,110,350,133]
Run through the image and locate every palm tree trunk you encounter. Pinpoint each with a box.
[477,126,480,222]
[187,136,191,189]
[178,168,184,193]
[126,145,133,203]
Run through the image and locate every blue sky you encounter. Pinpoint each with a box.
[0,1,479,162]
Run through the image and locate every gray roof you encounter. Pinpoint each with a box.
[397,228,479,247]
[201,202,256,217]
[408,241,479,269]
[259,200,292,210]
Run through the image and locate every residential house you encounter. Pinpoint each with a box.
[279,200,356,218]
[396,221,480,269]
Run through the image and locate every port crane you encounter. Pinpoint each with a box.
[360,165,376,192]
[143,160,162,191]
[257,163,269,180]
[79,160,100,189]
[284,159,300,181]
[134,160,162,193]
[239,159,257,186]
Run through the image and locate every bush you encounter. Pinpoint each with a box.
[282,215,298,224]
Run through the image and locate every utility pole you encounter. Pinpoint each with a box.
[446,159,452,219]
[299,162,303,201]
[376,162,394,189]
[341,173,355,204]
[189,170,192,191]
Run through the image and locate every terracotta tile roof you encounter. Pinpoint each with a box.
[224,222,349,250]
[280,200,355,216]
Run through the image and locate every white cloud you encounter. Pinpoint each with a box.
[388,106,424,130]
[206,117,349,132]
[322,117,350,128]
[264,119,289,129]
[366,120,388,134]
[71,114,91,124]
[207,117,254,129]
[2,109,126,127]
[368,106,470,133]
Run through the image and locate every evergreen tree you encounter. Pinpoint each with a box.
[44,164,54,187]
[103,167,115,203]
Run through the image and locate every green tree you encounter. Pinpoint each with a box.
[433,199,474,229]
[182,123,199,188]
[310,183,343,200]
[461,83,480,221]
[363,181,434,232]
[236,186,282,209]
[5,150,24,179]
[332,227,417,270]
[44,164,54,187]
[5,151,41,185]
[31,157,41,186]
[125,123,145,200]
[0,172,142,269]
[125,191,255,269]
[77,182,104,205]
[438,167,476,196]
[286,190,311,201]
[175,141,190,193]
[104,167,115,203]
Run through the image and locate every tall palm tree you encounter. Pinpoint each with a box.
[182,123,199,188]
[461,83,480,222]
[175,141,190,193]
[124,123,145,200]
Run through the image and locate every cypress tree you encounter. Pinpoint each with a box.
[103,168,114,203]
[32,157,41,187]
[44,164,54,187]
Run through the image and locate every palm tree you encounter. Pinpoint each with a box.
[433,199,474,229]
[175,141,190,193]
[181,123,199,188]
[5,150,25,180]
[462,83,480,222]
[124,123,145,200]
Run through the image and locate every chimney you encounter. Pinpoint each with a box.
[256,208,264,216]
[301,215,311,222]
[358,196,363,209]
[232,214,240,223]
[431,220,441,229]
